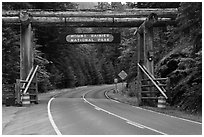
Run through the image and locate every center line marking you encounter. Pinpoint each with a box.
[126,121,144,129]
[95,106,102,111]
[83,91,167,135]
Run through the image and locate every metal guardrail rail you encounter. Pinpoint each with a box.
[138,63,168,99]
[141,64,167,93]
[21,67,34,90]
[23,65,39,94]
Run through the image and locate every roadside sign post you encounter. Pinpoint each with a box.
[118,70,128,92]
[114,78,118,93]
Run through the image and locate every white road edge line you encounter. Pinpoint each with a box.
[47,97,62,135]
[83,91,167,135]
[132,106,202,125]
[104,90,120,103]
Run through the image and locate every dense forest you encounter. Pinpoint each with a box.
[2,2,202,113]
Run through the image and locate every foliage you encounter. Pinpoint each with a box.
[2,27,20,85]
[137,2,180,8]
[125,2,202,113]
[2,2,78,93]
[125,2,180,9]
[97,2,111,10]
[155,2,202,113]
[34,43,53,92]
[176,2,202,53]
[2,2,78,10]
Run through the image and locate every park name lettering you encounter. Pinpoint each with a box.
[66,34,114,43]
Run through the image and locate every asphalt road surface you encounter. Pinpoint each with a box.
[48,85,202,135]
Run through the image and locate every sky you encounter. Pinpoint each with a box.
[77,2,98,9]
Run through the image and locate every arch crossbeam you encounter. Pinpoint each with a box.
[3,8,178,18]
[2,8,178,27]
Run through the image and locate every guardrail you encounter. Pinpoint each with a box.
[138,63,168,99]
[15,65,39,105]
[141,64,167,93]
[20,67,34,91]
[23,65,39,94]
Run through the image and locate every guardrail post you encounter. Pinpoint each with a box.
[157,96,166,108]
[22,93,30,106]
[166,77,171,104]
[15,79,21,105]
[34,72,39,104]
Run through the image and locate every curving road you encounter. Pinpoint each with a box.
[48,85,202,135]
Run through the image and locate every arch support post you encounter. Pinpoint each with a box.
[15,12,35,105]
[135,13,157,105]
[136,32,144,105]
[135,13,157,74]
[144,25,154,76]
[144,25,154,99]
[20,12,34,80]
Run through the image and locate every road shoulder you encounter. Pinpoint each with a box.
[106,89,202,123]
[2,89,70,135]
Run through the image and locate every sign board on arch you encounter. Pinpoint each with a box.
[65,33,121,44]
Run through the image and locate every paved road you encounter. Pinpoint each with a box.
[48,85,202,135]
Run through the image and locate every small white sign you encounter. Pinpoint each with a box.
[118,70,128,80]
[114,78,118,83]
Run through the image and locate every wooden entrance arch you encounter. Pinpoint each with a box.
[2,8,177,106]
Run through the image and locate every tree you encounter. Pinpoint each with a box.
[97,2,111,10]
[176,2,202,53]
[155,2,202,113]
[2,27,20,85]
[137,2,180,8]
[2,2,79,92]
[2,2,78,10]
